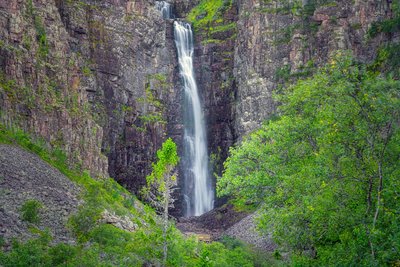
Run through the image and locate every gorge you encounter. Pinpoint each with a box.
[0,0,399,266]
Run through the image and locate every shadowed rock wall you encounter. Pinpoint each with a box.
[0,0,182,197]
[0,0,398,216]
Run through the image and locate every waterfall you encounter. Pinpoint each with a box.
[155,1,172,19]
[174,21,213,216]
[155,1,213,216]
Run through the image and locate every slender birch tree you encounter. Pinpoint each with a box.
[142,138,179,266]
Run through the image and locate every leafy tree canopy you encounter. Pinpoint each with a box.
[218,52,400,266]
[144,137,179,195]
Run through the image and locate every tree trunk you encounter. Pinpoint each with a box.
[163,175,169,266]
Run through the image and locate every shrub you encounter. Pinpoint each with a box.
[48,243,78,266]
[20,199,42,224]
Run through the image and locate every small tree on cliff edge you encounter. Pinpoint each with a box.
[141,138,179,266]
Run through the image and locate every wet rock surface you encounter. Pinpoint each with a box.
[0,144,81,246]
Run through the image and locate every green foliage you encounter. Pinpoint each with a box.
[24,0,49,59]
[0,126,268,266]
[34,15,49,59]
[0,231,103,267]
[208,22,236,34]
[20,199,43,224]
[275,65,292,82]
[0,230,52,267]
[142,137,179,204]
[48,243,78,266]
[142,138,179,265]
[368,16,400,38]
[145,137,179,188]
[68,204,102,242]
[186,0,236,45]
[26,0,34,16]
[369,43,400,78]
[0,221,263,267]
[81,66,92,76]
[219,52,400,266]
[187,0,227,29]
[368,1,400,38]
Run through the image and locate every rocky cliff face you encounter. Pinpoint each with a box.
[180,0,398,207]
[189,0,398,156]
[0,0,398,215]
[55,0,180,193]
[0,0,181,196]
[0,0,108,177]
[233,0,397,137]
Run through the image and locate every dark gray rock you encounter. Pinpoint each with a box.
[224,212,276,251]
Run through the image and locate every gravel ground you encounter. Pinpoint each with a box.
[176,204,248,240]
[176,204,276,251]
[0,144,82,247]
[224,212,276,251]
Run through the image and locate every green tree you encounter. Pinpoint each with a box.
[218,52,400,266]
[142,138,179,266]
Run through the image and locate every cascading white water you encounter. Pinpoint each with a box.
[155,1,172,19]
[174,21,213,216]
[155,1,213,216]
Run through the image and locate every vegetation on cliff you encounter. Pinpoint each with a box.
[0,126,268,266]
[218,53,400,266]
[187,0,236,45]
[1,0,399,266]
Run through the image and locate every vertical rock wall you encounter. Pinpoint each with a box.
[57,0,179,192]
[233,0,397,137]
[0,0,181,193]
[0,0,398,215]
[190,1,238,181]
[0,0,108,177]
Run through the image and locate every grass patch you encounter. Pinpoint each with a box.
[209,22,236,34]
[187,0,224,29]
[20,199,43,224]
[187,0,233,31]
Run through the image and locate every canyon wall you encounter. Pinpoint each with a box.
[0,0,181,195]
[188,0,397,177]
[0,0,109,177]
[0,0,398,214]
[233,0,397,137]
